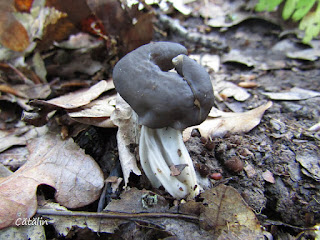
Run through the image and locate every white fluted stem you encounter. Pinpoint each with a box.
[139,125,200,199]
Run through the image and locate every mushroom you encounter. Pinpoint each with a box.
[113,42,214,198]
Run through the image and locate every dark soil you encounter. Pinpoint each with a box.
[181,18,320,234]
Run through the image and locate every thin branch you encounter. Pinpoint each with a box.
[36,209,199,222]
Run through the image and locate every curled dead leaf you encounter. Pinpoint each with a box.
[45,80,114,109]
[183,101,272,141]
[68,96,116,117]
[200,185,263,238]
[110,95,141,186]
[67,94,116,128]
[0,133,104,229]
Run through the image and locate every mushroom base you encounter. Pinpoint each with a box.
[139,126,200,199]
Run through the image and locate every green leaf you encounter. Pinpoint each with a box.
[292,0,316,21]
[282,0,298,20]
[255,0,284,12]
[299,3,320,43]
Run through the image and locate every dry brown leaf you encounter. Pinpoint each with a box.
[88,0,154,54]
[46,80,114,109]
[183,101,272,141]
[262,170,275,184]
[170,164,188,176]
[243,163,257,178]
[122,9,154,53]
[0,133,104,229]
[67,94,116,128]
[0,11,30,52]
[110,95,141,186]
[15,0,34,12]
[68,94,116,118]
[200,185,263,238]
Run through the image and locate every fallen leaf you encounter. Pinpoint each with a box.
[67,94,116,127]
[190,54,220,72]
[243,163,257,178]
[45,80,114,109]
[201,1,249,28]
[0,11,30,52]
[14,0,34,12]
[121,9,154,53]
[222,49,256,68]
[200,185,263,238]
[222,48,287,70]
[309,122,320,131]
[215,81,250,101]
[183,101,272,140]
[167,0,193,15]
[68,94,116,118]
[287,48,320,61]
[70,117,115,128]
[262,170,275,183]
[170,164,188,176]
[0,133,104,229]
[262,87,320,100]
[296,150,320,181]
[88,0,154,54]
[110,95,141,186]
[32,51,47,83]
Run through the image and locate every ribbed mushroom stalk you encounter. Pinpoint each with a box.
[113,42,214,199]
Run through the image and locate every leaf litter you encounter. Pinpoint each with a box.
[0,132,104,229]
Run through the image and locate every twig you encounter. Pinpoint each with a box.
[156,14,228,52]
[36,209,199,222]
[7,63,35,85]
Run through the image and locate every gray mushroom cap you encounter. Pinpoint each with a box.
[113,41,214,130]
